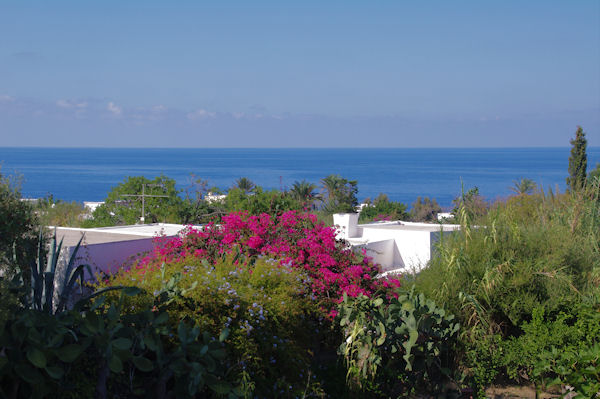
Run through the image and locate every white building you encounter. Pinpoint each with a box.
[333,213,460,274]
[205,192,227,203]
[437,212,454,221]
[53,223,194,278]
[83,201,104,213]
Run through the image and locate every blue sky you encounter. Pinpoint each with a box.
[1,1,598,147]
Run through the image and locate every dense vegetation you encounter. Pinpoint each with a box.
[1,127,598,397]
[37,171,452,228]
[1,190,455,397]
[359,194,408,223]
[0,170,39,277]
[415,179,600,396]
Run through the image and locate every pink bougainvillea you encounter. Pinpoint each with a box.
[132,211,401,311]
[374,214,392,222]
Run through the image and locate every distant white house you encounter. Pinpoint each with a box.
[333,213,460,275]
[83,201,104,213]
[356,203,370,213]
[205,192,227,204]
[21,198,42,203]
[437,212,454,221]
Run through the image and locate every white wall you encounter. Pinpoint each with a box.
[360,227,433,271]
[333,213,460,273]
[333,213,359,239]
[354,239,396,270]
[63,237,155,279]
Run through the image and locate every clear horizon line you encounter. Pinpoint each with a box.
[2,145,599,150]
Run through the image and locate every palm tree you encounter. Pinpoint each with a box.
[320,174,343,200]
[510,178,537,195]
[320,174,358,213]
[234,177,255,194]
[290,180,319,208]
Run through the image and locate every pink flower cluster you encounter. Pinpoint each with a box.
[134,211,401,311]
[374,214,392,222]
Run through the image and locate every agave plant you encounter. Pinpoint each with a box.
[29,229,91,314]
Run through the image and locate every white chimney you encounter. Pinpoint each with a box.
[333,213,359,239]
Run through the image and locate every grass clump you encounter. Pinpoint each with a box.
[414,181,600,395]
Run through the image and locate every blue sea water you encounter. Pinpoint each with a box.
[0,147,598,208]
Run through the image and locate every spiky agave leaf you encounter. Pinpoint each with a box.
[56,263,92,313]
[30,229,46,310]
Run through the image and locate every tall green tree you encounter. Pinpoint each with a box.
[566,126,587,191]
[0,170,39,276]
[410,196,442,222]
[320,174,358,213]
[451,186,488,222]
[359,193,408,222]
[320,175,343,201]
[289,180,319,209]
[234,177,255,194]
[85,175,184,226]
[510,178,537,195]
[224,187,303,216]
[180,174,224,224]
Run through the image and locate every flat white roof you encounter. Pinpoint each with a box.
[88,223,194,237]
[50,223,200,247]
[358,221,461,232]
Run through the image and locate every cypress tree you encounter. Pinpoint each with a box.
[566,126,588,191]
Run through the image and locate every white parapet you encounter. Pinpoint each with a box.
[333,213,359,239]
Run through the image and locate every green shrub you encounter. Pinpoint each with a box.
[223,187,303,216]
[418,191,599,327]
[0,170,39,277]
[409,197,441,222]
[359,194,408,223]
[536,344,600,398]
[0,286,239,399]
[84,175,185,227]
[337,288,459,397]
[415,183,600,393]
[502,304,600,384]
[106,254,327,397]
[0,170,42,338]
[35,197,87,227]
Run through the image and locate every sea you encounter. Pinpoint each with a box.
[1,147,599,208]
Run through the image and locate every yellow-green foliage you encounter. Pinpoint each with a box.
[419,188,600,330]
[105,255,325,396]
[415,182,600,393]
[37,200,86,227]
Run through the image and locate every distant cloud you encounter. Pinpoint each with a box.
[1,93,598,147]
[107,102,122,116]
[57,99,88,109]
[187,108,216,120]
